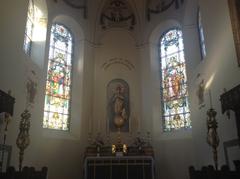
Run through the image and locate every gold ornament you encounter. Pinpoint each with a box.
[16,110,31,171]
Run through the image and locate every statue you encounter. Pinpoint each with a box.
[107,79,129,132]
[113,85,127,129]
[196,79,205,109]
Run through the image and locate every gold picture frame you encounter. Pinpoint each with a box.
[228,0,240,66]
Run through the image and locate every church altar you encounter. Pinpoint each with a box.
[84,156,155,179]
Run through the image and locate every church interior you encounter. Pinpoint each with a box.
[0,0,240,179]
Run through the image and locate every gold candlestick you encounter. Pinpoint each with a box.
[16,110,31,171]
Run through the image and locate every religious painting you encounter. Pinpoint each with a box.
[228,0,240,66]
[107,79,130,132]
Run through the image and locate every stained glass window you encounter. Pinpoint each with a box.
[43,24,73,131]
[198,8,206,59]
[23,0,35,55]
[160,28,191,132]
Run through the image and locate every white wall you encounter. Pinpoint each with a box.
[187,0,240,170]
[146,19,195,179]
[0,0,240,179]
[92,29,141,141]
[0,1,91,179]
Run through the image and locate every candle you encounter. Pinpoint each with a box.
[138,115,141,132]
[97,114,100,133]
[209,90,213,108]
[88,116,91,133]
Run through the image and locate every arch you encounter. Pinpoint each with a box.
[49,15,85,76]
[149,19,181,45]
[107,79,130,132]
[159,28,191,132]
[148,19,192,135]
[42,14,85,137]
[43,23,74,131]
[148,20,182,91]
[23,0,48,68]
[52,15,84,42]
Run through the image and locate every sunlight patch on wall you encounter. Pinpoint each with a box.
[205,73,216,90]
[32,8,47,42]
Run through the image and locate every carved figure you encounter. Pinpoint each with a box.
[196,79,205,109]
[113,85,127,128]
[26,79,37,105]
[108,79,129,132]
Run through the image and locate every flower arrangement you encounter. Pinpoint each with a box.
[92,133,104,148]
[133,136,146,151]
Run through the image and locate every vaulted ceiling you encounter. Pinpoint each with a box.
[60,0,185,20]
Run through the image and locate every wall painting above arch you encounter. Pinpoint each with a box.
[147,0,184,21]
[100,0,136,30]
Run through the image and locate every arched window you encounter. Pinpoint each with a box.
[198,8,206,59]
[159,28,191,132]
[23,0,35,55]
[43,24,73,131]
[23,0,47,58]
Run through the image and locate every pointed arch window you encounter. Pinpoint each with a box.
[198,8,206,59]
[159,28,191,132]
[43,24,73,131]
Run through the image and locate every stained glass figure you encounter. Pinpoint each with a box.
[43,24,73,131]
[198,8,207,59]
[160,28,191,132]
[23,0,35,55]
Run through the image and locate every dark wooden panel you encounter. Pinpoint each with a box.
[0,90,15,116]
[220,84,240,141]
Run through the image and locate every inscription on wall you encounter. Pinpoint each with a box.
[101,58,135,71]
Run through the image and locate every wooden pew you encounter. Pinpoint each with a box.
[0,166,48,179]
[189,164,240,179]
